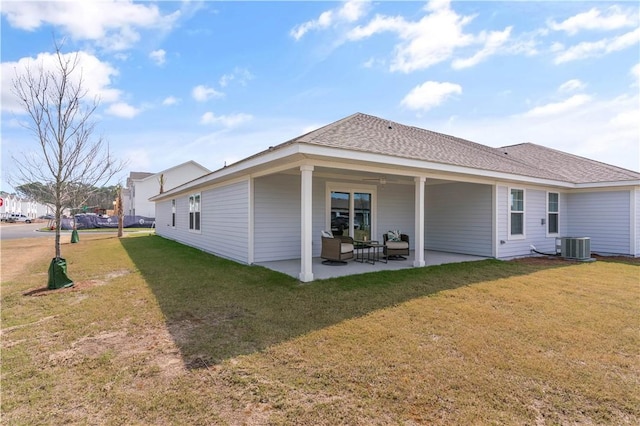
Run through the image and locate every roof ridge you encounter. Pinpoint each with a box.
[298,112,365,143]
[402,124,570,181]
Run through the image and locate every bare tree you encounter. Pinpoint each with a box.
[11,42,124,260]
[114,184,124,238]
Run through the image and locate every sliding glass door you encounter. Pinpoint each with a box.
[329,185,375,241]
[354,192,371,241]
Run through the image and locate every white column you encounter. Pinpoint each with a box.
[414,176,426,267]
[247,177,254,264]
[299,165,314,282]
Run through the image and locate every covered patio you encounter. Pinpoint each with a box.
[255,250,489,280]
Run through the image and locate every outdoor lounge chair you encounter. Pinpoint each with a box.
[383,231,410,260]
[321,232,354,265]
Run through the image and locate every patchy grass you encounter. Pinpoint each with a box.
[1,235,638,424]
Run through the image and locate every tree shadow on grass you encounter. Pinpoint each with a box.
[120,236,573,368]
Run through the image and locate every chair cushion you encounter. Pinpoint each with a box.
[387,230,402,242]
[341,243,354,253]
[386,241,408,249]
[321,230,333,238]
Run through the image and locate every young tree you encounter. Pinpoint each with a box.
[11,42,124,263]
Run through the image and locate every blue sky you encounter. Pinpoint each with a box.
[2,0,639,191]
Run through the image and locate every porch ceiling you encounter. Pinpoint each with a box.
[278,164,455,187]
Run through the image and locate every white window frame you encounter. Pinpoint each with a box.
[188,193,201,233]
[546,192,559,237]
[325,183,377,240]
[508,187,525,240]
[171,199,176,228]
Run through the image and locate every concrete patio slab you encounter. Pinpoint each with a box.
[255,250,489,281]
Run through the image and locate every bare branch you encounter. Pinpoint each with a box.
[10,42,125,260]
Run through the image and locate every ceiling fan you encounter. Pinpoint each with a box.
[362,176,388,185]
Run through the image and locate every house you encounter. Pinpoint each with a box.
[150,113,640,282]
[125,161,210,218]
[0,191,53,219]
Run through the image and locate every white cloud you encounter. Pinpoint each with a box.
[554,27,640,64]
[558,79,586,93]
[192,85,224,102]
[290,0,370,40]
[452,27,512,70]
[401,81,462,111]
[122,148,151,171]
[631,63,640,87]
[347,0,486,73]
[200,112,253,127]
[522,94,592,118]
[162,96,179,106]
[149,49,166,66]
[1,51,120,113]
[1,0,181,51]
[433,93,639,172]
[219,67,254,88]
[548,6,638,35]
[106,102,141,119]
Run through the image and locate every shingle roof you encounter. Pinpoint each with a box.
[128,172,154,181]
[275,113,639,184]
[499,143,640,184]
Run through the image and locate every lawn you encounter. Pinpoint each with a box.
[1,234,638,424]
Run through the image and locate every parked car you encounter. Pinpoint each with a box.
[5,214,32,223]
[330,216,360,233]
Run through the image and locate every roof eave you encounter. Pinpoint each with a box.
[149,144,303,201]
[298,144,577,188]
[574,180,640,189]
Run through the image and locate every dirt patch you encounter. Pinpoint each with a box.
[48,326,185,378]
[22,270,133,296]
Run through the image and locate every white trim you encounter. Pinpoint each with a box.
[492,184,498,258]
[631,188,637,256]
[508,187,526,240]
[325,182,378,240]
[546,191,560,238]
[248,177,254,264]
[151,141,640,203]
[188,192,202,234]
[413,176,426,267]
[574,180,640,189]
[171,199,176,228]
[300,144,576,188]
[299,165,314,282]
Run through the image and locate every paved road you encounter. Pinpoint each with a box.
[0,222,59,240]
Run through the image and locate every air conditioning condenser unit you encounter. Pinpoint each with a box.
[560,237,591,260]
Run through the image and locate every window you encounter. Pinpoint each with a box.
[548,192,559,235]
[171,199,176,227]
[188,194,200,231]
[509,188,524,237]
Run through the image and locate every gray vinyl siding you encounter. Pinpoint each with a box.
[425,182,493,256]
[497,185,530,258]
[254,174,301,262]
[567,190,631,255]
[155,181,249,263]
[377,183,414,246]
[312,178,327,257]
[496,186,568,258]
[155,199,173,233]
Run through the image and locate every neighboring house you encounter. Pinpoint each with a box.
[125,161,210,218]
[150,113,640,282]
[0,191,53,219]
